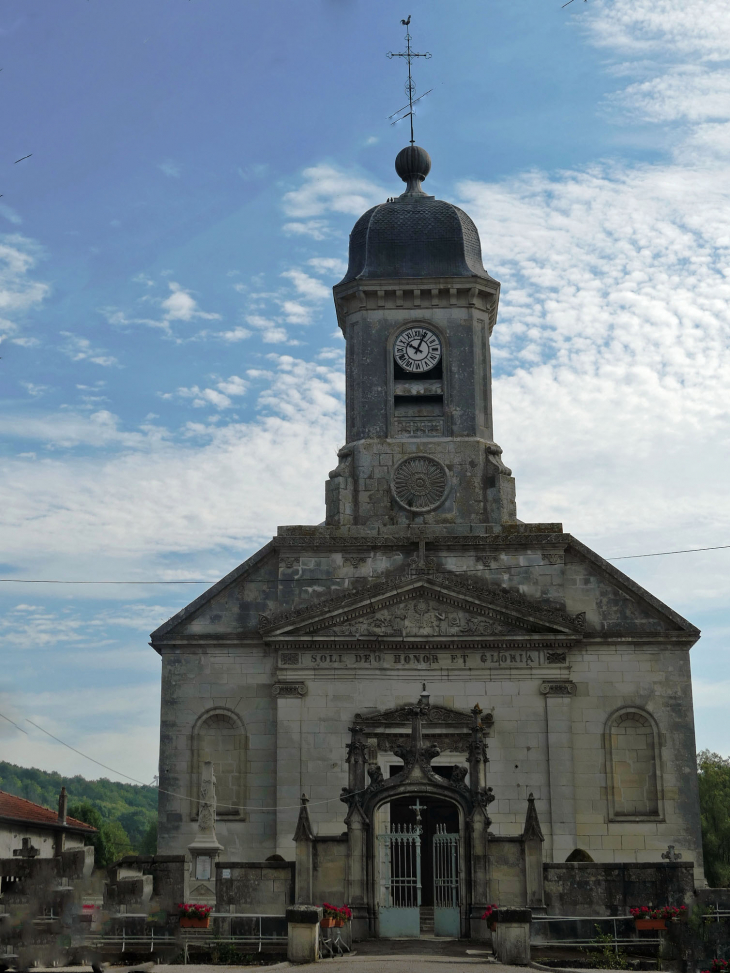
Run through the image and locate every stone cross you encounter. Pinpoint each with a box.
[13,837,39,858]
[661,845,682,862]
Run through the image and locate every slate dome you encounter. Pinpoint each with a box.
[338,146,493,284]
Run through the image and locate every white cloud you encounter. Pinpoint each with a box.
[158,160,181,178]
[0,235,49,343]
[0,203,22,225]
[165,374,249,410]
[281,269,330,302]
[20,382,50,397]
[245,314,288,343]
[60,332,118,366]
[216,375,248,397]
[282,220,333,240]
[0,357,343,571]
[101,281,222,335]
[161,281,221,323]
[282,164,385,219]
[307,257,347,277]
[280,300,313,324]
[218,326,252,342]
[0,410,156,448]
[585,0,730,61]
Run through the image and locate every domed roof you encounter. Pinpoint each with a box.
[338,146,493,284]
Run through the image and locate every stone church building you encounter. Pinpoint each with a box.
[151,146,704,938]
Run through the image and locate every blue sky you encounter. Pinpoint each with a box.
[2,0,730,784]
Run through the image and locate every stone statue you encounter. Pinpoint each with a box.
[197,760,217,835]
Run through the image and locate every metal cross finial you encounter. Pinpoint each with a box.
[409,797,425,824]
[387,18,432,145]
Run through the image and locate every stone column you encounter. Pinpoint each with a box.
[345,803,369,940]
[541,681,577,863]
[274,684,305,859]
[468,804,491,940]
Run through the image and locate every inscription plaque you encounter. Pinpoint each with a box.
[278,648,570,669]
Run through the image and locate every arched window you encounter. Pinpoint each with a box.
[606,708,662,820]
[191,709,246,820]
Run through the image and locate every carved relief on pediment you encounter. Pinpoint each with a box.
[316,598,524,640]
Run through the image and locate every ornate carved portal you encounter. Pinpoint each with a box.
[340,693,495,938]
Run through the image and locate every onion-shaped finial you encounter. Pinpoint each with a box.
[395,145,431,195]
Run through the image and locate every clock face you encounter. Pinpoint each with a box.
[394,327,442,373]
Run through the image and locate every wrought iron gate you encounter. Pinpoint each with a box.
[377,823,422,937]
[433,825,460,937]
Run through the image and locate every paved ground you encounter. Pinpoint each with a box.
[33,957,619,973]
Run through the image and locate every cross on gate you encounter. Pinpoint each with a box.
[409,797,426,825]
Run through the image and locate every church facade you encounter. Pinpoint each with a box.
[151,146,704,936]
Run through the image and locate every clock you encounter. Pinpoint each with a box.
[394,327,442,373]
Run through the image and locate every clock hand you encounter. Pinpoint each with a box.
[408,338,427,356]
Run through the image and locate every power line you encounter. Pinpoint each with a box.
[0,579,213,584]
[0,712,28,734]
[1,542,729,584]
[608,544,730,560]
[3,712,362,813]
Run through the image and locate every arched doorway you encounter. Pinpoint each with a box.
[341,694,493,940]
[374,793,462,938]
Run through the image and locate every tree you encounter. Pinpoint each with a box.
[697,750,730,887]
[138,820,157,856]
[119,808,153,848]
[68,802,133,867]
[98,820,133,867]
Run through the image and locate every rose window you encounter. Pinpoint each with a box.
[392,456,449,512]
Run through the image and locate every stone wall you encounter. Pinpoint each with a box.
[312,836,347,905]
[215,861,294,913]
[488,837,527,906]
[543,861,695,916]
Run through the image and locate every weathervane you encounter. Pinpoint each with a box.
[387,16,432,145]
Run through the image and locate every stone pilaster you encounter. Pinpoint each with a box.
[275,691,303,859]
[541,681,577,862]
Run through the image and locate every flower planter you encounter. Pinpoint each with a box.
[320,917,335,928]
[635,919,666,931]
[180,916,210,929]
[334,919,345,927]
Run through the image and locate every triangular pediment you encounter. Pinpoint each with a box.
[259,574,585,642]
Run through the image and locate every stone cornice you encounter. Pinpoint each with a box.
[332,276,501,333]
[274,524,566,552]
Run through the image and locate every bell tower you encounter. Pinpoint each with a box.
[326,146,517,527]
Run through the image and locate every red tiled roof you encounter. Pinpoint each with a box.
[0,790,97,832]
